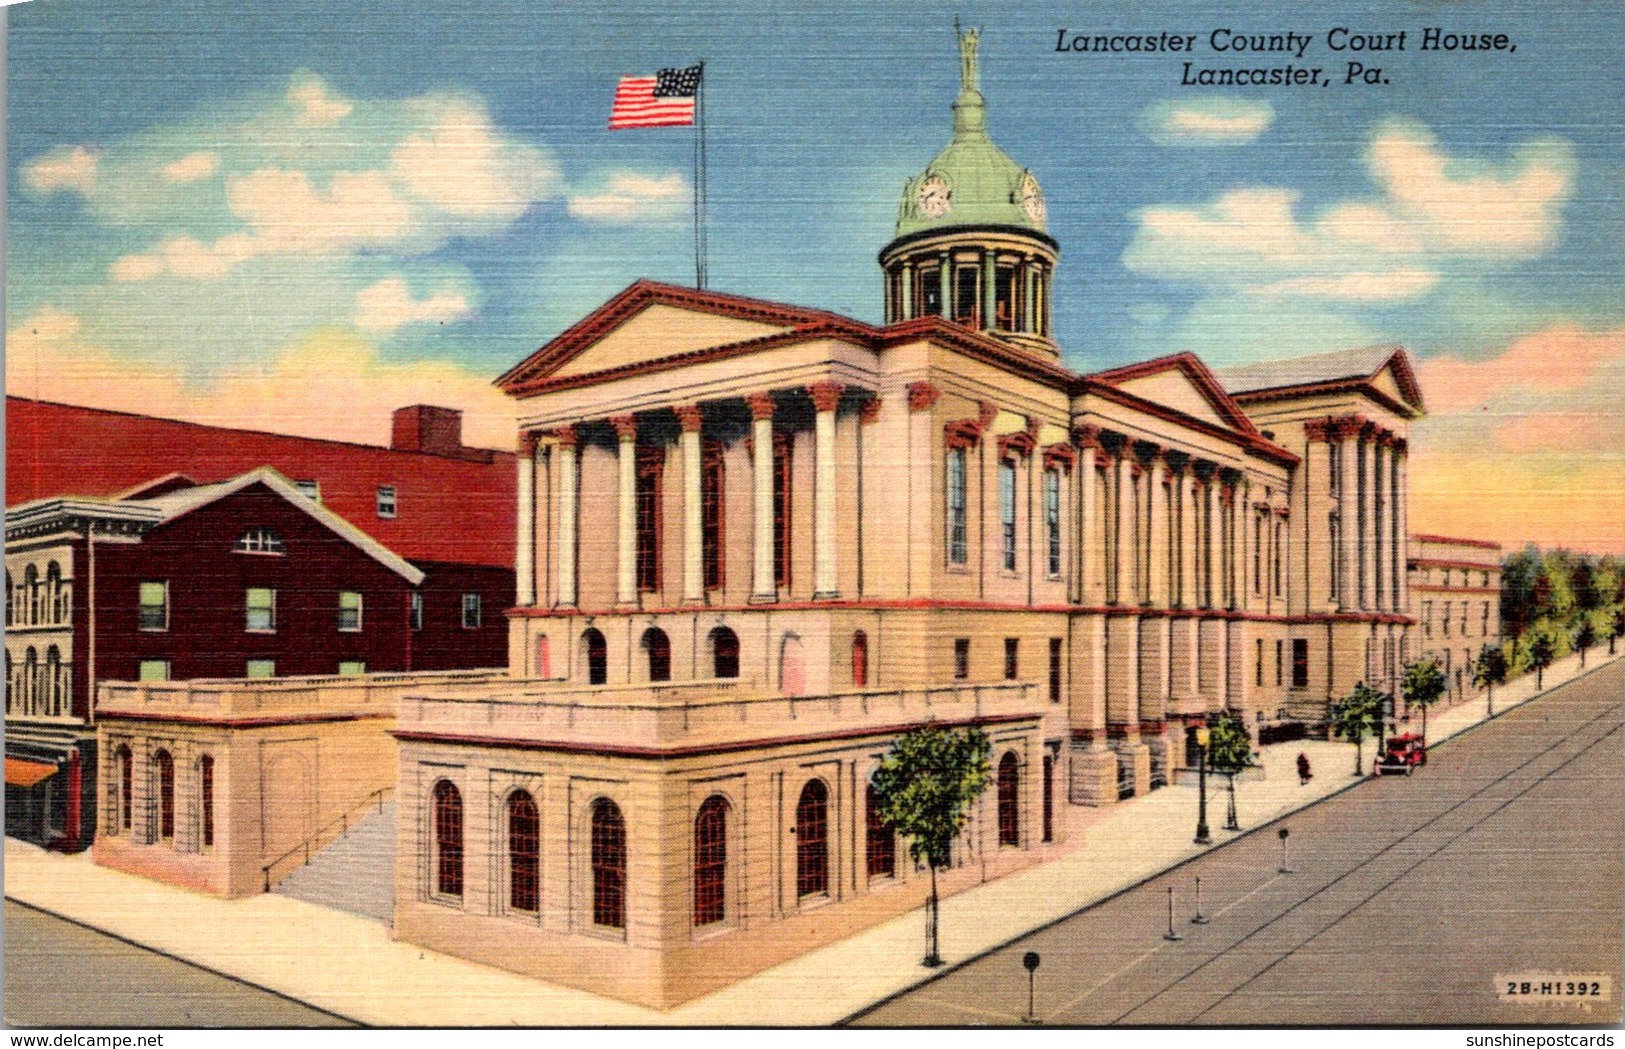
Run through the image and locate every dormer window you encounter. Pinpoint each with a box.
[295,480,320,502]
[236,528,284,555]
[377,485,397,518]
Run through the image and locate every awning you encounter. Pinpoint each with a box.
[5,757,59,788]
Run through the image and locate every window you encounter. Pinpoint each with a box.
[693,796,729,927]
[1275,640,1284,687]
[1460,602,1469,634]
[410,591,423,631]
[155,750,175,841]
[946,448,968,566]
[851,631,869,687]
[1253,512,1263,593]
[245,588,276,632]
[432,780,463,898]
[47,562,67,623]
[773,435,792,589]
[24,565,40,625]
[1443,602,1451,636]
[1004,638,1019,681]
[246,659,276,678]
[1041,755,1054,844]
[338,591,363,632]
[795,780,829,899]
[642,628,671,683]
[1045,469,1062,577]
[295,480,321,502]
[116,745,133,832]
[636,448,663,592]
[1256,638,1264,687]
[1423,601,1433,638]
[1481,603,1491,636]
[1048,638,1063,704]
[1273,521,1285,597]
[461,593,482,630]
[44,647,62,715]
[590,798,626,929]
[236,528,283,554]
[954,638,970,680]
[701,443,725,590]
[1291,638,1310,689]
[376,485,397,518]
[138,660,170,682]
[508,791,540,914]
[583,628,608,685]
[198,755,214,848]
[4,570,12,627]
[138,581,169,631]
[999,459,1018,572]
[710,627,739,679]
[865,783,895,880]
[338,661,366,676]
[997,752,1020,847]
[954,264,979,325]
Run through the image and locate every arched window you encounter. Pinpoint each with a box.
[865,782,894,880]
[198,755,215,848]
[44,646,62,716]
[24,566,39,626]
[997,752,1020,847]
[795,779,829,899]
[5,569,13,626]
[693,795,728,927]
[507,790,540,914]
[581,628,607,686]
[590,798,626,929]
[642,628,671,683]
[46,562,63,623]
[155,749,175,841]
[22,648,37,714]
[851,631,869,688]
[116,745,133,832]
[710,626,739,679]
[1041,755,1054,844]
[431,780,463,898]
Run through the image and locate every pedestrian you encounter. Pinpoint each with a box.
[1296,752,1312,785]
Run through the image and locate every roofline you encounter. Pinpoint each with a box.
[1085,351,1265,438]
[1074,379,1299,467]
[1230,377,1423,420]
[1221,346,1425,417]
[878,223,1060,261]
[5,498,163,531]
[1411,533,1503,551]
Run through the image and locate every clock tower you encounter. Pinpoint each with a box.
[880,24,1059,358]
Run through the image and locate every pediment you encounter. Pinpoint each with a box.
[1114,370,1231,430]
[550,303,793,379]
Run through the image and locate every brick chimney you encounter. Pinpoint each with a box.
[392,405,465,457]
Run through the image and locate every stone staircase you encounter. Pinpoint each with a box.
[272,801,396,924]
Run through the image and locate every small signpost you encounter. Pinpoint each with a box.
[1022,950,1041,1024]
[1163,885,1183,941]
[1191,874,1209,924]
[1278,826,1293,873]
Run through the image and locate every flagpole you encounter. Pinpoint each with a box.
[695,60,707,290]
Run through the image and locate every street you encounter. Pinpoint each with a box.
[850,659,1625,1026]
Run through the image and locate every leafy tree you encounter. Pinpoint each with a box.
[1330,683,1384,776]
[1401,658,1448,742]
[1500,546,1541,638]
[871,724,991,967]
[1529,630,1556,689]
[1572,617,1597,669]
[1610,606,1625,656]
[1472,644,1509,716]
[1204,713,1254,831]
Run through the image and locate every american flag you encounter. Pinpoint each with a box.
[608,65,702,129]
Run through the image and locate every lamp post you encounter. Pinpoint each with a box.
[1194,725,1212,845]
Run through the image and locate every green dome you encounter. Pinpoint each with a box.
[894,28,1046,239]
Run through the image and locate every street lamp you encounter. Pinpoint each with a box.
[1194,725,1212,845]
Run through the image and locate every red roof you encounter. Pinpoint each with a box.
[6,398,515,568]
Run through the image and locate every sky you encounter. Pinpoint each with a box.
[6,0,1623,553]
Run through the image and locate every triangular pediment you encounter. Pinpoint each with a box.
[1114,370,1231,430]
[551,303,793,379]
[1087,353,1260,436]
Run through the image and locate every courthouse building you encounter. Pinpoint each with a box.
[389,29,1427,1007]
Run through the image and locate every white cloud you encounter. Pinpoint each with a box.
[288,75,353,126]
[1139,99,1275,146]
[1247,270,1440,301]
[354,277,471,333]
[24,146,99,194]
[161,150,220,183]
[390,98,559,220]
[568,172,689,223]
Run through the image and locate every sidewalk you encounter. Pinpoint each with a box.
[6,648,1617,1026]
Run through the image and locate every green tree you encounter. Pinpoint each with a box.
[1529,630,1556,689]
[1330,683,1384,776]
[1500,546,1541,638]
[1610,606,1624,657]
[870,724,992,967]
[1401,657,1448,743]
[1204,713,1255,831]
[1572,616,1597,669]
[1472,643,1509,717]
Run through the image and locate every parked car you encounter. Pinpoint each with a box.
[1374,732,1427,776]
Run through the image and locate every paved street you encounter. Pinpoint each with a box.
[851,658,1625,1027]
[2,901,357,1028]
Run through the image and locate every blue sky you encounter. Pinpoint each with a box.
[7,0,1624,548]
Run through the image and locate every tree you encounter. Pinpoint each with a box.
[1472,644,1509,717]
[1401,658,1447,743]
[1204,713,1255,831]
[870,724,992,967]
[1330,684,1384,776]
[1529,631,1556,689]
[1572,617,1597,669]
[1610,606,1624,657]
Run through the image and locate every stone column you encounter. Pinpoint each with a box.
[1179,468,1198,609]
[1113,451,1135,605]
[1394,440,1408,614]
[1147,456,1170,607]
[611,414,639,608]
[676,405,705,605]
[981,249,997,331]
[1234,480,1251,613]
[1338,430,1359,610]
[747,392,778,603]
[809,381,844,600]
[938,252,952,319]
[1074,427,1100,604]
[1207,477,1224,610]
[899,261,914,318]
[515,431,538,606]
[1359,432,1376,610]
[1023,256,1037,334]
[1372,435,1387,611]
[555,426,579,609]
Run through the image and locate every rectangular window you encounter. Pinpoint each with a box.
[636,448,663,592]
[338,661,366,676]
[773,435,792,589]
[953,638,970,680]
[954,265,979,324]
[294,480,320,502]
[1460,602,1468,634]
[376,485,397,518]
[1256,638,1264,686]
[946,447,968,565]
[410,591,423,631]
[1423,600,1433,638]
[138,581,168,631]
[1291,638,1309,689]
[1044,469,1062,577]
[1004,638,1019,681]
[462,593,482,629]
[1275,639,1284,686]
[245,587,276,632]
[701,442,725,590]
[1443,603,1451,636]
[338,590,363,632]
[1273,522,1284,597]
[138,660,170,682]
[918,264,942,317]
[1481,603,1490,636]
[999,459,1018,572]
[1253,512,1263,594]
[1048,637,1062,704]
[245,659,276,678]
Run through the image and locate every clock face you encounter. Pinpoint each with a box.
[1020,173,1046,224]
[917,175,952,218]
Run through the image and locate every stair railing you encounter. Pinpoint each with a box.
[261,785,394,893]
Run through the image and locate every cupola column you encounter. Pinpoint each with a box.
[677,405,706,605]
[981,249,997,331]
[555,426,579,609]
[611,415,639,608]
[900,261,914,318]
[809,382,844,599]
[937,252,951,319]
[747,393,778,603]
